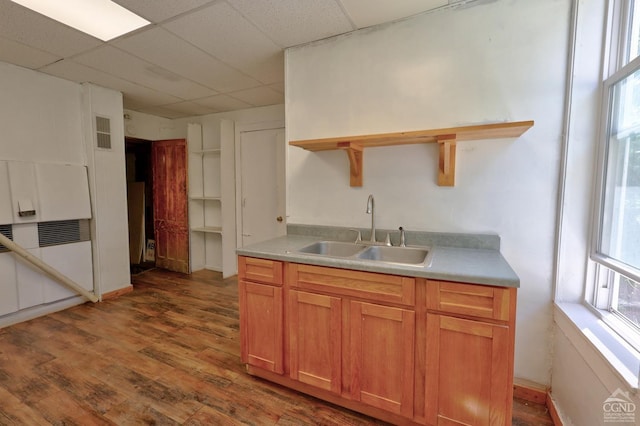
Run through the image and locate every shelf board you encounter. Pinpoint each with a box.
[192,148,221,154]
[189,196,221,201]
[191,226,222,234]
[289,120,534,186]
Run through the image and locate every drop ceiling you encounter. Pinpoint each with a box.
[0,0,465,118]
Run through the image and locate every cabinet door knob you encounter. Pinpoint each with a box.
[276,216,283,222]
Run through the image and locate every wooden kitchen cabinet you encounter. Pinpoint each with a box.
[350,300,415,418]
[239,256,516,426]
[239,257,284,374]
[424,280,516,426]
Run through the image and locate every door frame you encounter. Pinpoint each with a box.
[234,120,286,249]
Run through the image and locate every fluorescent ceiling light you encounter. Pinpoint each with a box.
[11,0,150,41]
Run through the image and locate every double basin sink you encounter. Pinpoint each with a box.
[297,240,432,267]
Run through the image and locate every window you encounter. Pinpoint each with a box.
[592,0,640,348]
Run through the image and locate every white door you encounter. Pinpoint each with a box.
[239,128,286,247]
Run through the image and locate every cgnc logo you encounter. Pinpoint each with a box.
[603,388,636,423]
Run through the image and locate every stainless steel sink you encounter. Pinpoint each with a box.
[297,240,432,267]
[356,245,430,266]
[298,241,368,257]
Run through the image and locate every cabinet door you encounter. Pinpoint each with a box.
[350,301,415,418]
[239,280,283,374]
[289,290,342,394]
[425,314,510,426]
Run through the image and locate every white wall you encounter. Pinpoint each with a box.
[123,109,179,141]
[171,104,285,135]
[286,0,570,385]
[82,84,131,296]
[0,62,84,164]
[552,305,640,426]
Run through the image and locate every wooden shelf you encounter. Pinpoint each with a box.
[289,120,534,186]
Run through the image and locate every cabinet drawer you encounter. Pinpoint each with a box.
[238,256,283,285]
[287,263,415,306]
[426,281,513,321]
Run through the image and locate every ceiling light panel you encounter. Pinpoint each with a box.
[10,0,150,41]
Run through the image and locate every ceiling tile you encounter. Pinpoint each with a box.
[72,45,217,100]
[0,0,102,57]
[269,82,285,94]
[0,36,60,69]
[40,60,183,106]
[227,0,355,47]
[229,86,283,106]
[338,0,447,28]
[113,0,214,23]
[114,27,261,93]
[158,101,217,116]
[136,105,193,119]
[194,94,252,111]
[164,1,284,84]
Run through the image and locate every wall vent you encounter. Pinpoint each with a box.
[96,116,112,149]
[38,219,90,247]
[0,224,12,253]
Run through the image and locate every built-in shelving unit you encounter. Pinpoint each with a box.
[187,120,236,277]
[289,120,534,186]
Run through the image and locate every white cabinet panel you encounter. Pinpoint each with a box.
[16,248,45,309]
[0,253,18,316]
[7,161,39,224]
[12,223,39,249]
[0,162,13,224]
[41,241,93,303]
[35,163,91,221]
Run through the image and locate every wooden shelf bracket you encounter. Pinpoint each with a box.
[437,135,457,187]
[338,142,363,187]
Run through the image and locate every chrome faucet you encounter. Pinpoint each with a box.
[399,226,406,247]
[366,194,376,243]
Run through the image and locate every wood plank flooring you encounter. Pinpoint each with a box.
[0,269,554,425]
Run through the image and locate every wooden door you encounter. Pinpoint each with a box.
[238,127,286,247]
[288,290,342,394]
[152,139,189,273]
[425,314,510,426]
[350,301,415,418]
[239,280,283,374]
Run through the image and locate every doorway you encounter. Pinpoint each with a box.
[125,137,155,276]
[236,124,286,248]
[125,137,190,276]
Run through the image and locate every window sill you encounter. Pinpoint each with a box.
[554,302,640,391]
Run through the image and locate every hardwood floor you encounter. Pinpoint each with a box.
[0,269,554,425]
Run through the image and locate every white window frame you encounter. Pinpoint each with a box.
[590,0,640,353]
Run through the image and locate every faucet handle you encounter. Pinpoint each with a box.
[399,226,406,247]
[385,232,392,247]
[349,229,362,243]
